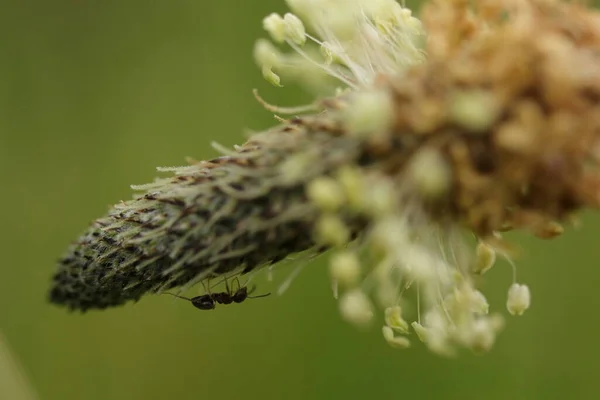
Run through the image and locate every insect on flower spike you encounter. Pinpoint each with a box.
[164,279,271,310]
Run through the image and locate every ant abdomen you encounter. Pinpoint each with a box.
[190,295,216,310]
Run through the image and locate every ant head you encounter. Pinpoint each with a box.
[232,287,248,303]
[191,295,216,310]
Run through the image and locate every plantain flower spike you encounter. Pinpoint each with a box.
[50,0,600,356]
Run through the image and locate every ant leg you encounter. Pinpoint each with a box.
[231,276,241,295]
[209,274,231,295]
[214,275,234,305]
[201,278,212,296]
[164,293,193,301]
[225,276,232,295]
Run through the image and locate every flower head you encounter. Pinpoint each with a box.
[50,0,600,357]
[251,0,600,354]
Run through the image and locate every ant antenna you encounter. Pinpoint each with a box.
[247,292,271,299]
[224,276,233,295]
[201,279,212,295]
[245,284,271,299]
[231,277,243,294]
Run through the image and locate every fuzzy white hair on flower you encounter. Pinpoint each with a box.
[256,0,425,91]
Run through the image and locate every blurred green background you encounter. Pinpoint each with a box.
[2,1,600,399]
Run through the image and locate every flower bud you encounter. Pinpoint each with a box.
[507,283,531,316]
[339,290,374,327]
[382,326,411,349]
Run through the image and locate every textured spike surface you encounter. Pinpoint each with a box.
[50,119,363,311]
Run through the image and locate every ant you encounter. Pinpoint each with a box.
[165,277,270,310]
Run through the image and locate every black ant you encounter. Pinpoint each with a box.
[165,278,270,310]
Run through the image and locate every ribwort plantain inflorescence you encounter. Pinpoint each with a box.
[50,0,600,355]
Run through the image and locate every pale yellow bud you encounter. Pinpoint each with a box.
[253,39,282,68]
[315,214,350,247]
[280,153,314,184]
[382,326,411,349]
[254,39,283,87]
[329,251,362,288]
[363,177,396,217]
[306,177,345,211]
[474,241,496,274]
[470,290,490,315]
[344,89,394,139]
[336,167,365,212]
[407,148,452,199]
[263,13,286,43]
[339,290,374,327]
[411,321,428,343]
[460,314,504,354]
[450,90,499,133]
[507,283,531,316]
[384,306,410,334]
[262,66,282,87]
[283,13,306,45]
[320,43,334,65]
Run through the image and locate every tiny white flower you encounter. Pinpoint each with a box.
[263,13,286,43]
[411,321,428,343]
[362,177,396,218]
[253,39,284,87]
[339,290,375,327]
[344,89,395,139]
[470,290,490,315]
[306,177,346,212]
[407,148,452,199]
[382,326,411,349]
[507,283,531,316]
[283,13,306,45]
[261,66,282,87]
[461,315,505,353]
[335,167,365,212]
[384,306,410,334]
[329,251,362,288]
[253,39,283,69]
[315,214,350,247]
[474,241,496,275]
[449,90,500,132]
